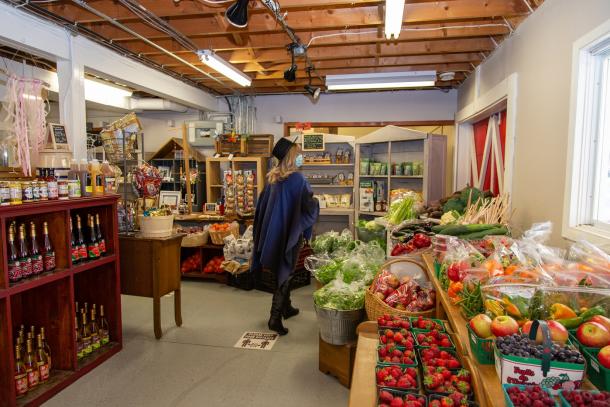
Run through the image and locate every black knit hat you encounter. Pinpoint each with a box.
[272,137,295,161]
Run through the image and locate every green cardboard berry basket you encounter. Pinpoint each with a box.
[375,365,421,392]
[503,384,558,407]
[466,323,495,365]
[378,329,416,347]
[376,345,419,368]
[582,347,610,391]
[428,394,478,406]
[377,388,427,406]
[558,389,607,407]
[409,316,447,332]
[416,347,464,372]
[412,328,456,350]
[568,332,600,357]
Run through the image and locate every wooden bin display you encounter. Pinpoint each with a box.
[241,135,274,157]
[215,135,242,156]
[0,196,122,407]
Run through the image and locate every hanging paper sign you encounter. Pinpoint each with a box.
[302,133,325,151]
[295,122,312,131]
[47,123,70,151]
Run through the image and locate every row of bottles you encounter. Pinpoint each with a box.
[70,214,107,264]
[14,325,52,398]
[75,302,110,360]
[7,221,55,283]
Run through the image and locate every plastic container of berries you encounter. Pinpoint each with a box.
[494,321,586,395]
[422,366,474,401]
[377,344,419,368]
[377,388,427,407]
[375,365,420,393]
[428,393,478,407]
[559,389,610,407]
[417,347,463,372]
[503,384,558,407]
[412,329,456,350]
[409,316,448,332]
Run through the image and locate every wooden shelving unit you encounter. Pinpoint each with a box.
[354,126,447,222]
[0,195,122,407]
[205,157,268,205]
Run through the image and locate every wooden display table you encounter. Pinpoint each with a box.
[119,233,184,339]
[349,321,378,407]
[0,195,122,407]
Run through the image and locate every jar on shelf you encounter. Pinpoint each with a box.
[0,181,10,205]
[21,181,33,203]
[9,181,22,205]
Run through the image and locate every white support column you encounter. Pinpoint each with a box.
[57,38,87,160]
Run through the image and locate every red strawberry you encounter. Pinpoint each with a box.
[390,398,404,407]
[440,397,455,407]
[456,369,471,384]
[440,338,452,348]
[456,381,471,394]
[379,390,394,403]
[406,367,417,378]
[447,359,461,369]
[390,367,402,378]
[385,329,395,338]
[449,392,465,405]
[429,401,441,407]
[439,350,450,359]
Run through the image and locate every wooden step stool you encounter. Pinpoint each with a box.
[319,336,357,388]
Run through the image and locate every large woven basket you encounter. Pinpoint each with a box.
[364,258,436,321]
[181,230,209,247]
[209,223,239,245]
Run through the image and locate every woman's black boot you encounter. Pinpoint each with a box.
[281,281,299,319]
[268,287,289,335]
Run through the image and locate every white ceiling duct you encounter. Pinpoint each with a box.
[130,98,188,112]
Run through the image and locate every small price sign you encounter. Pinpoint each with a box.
[302,133,325,151]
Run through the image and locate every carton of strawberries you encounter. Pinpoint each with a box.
[414,329,455,349]
[377,388,426,407]
[379,328,416,350]
[418,346,463,370]
[376,365,419,391]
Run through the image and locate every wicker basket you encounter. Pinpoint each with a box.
[209,223,239,245]
[181,231,209,247]
[364,258,436,321]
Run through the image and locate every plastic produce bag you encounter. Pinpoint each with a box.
[305,256,343,285]
[313,279,366,311]
[310,229,354,256]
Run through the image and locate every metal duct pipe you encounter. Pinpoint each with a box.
[130,98,189,112]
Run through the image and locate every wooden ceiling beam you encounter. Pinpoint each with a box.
[117,23,510,54]
[41,0,466,24]
[77,1,527,42]
[145,37,494,66]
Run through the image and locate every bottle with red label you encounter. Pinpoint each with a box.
[36,334,49,383]
[87,215,100,259]
[76,215,87,261]
[42,221,56,272]
[95,214,106,255]
[41,327,52,371]
[8,225,22,283]
[70,217,79,264]
[14,345,28,398]
[29,222,44,275]
[18,224,32,278]
[24,338,39,389]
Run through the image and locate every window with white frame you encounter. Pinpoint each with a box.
[564,24,610,243]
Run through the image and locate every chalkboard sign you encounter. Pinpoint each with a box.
[302,133,325,151]
[48,123,70,150]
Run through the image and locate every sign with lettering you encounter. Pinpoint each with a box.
[302,133,325,151]
[234,331,279,351]
[494,349,584,394]
[48,123,70,150]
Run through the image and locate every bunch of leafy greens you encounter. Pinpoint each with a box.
[314,260,343,285]
[311,229,354,256]
[314,280,366,311]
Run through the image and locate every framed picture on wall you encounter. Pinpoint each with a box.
[158,166,172,182]
[159,191,181,210]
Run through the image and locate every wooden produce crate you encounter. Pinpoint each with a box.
[215,135,242,156]
[241,135,274,157]
[319,336,357,388]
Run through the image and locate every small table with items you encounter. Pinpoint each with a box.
[119,233,185,339]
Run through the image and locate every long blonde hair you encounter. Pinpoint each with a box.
[267,144,299,184]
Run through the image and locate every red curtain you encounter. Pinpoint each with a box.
[470,110,507,195]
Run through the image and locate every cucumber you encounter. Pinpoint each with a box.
[436,225,471,236]
[432,224,447,233]
[459,226,509,240]
[464,223,502,232]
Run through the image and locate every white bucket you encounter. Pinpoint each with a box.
[138,214,174,238]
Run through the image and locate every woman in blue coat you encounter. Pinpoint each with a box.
[251,137,319,335]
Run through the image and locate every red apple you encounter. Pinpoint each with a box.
[469,314,493,338]
[577,322,610,348]
[589,315,610,333]
[491,316,519,337]
[598,345,610,369]
[522,320,569,344]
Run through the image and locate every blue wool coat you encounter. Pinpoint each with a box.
[251,172,319,286]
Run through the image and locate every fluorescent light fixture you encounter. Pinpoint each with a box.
[84,79,133,108]
[326,71,437,91]
[385,0,405,40]
[197,50,252,87]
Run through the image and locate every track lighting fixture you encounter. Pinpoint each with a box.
[304,67,320,100]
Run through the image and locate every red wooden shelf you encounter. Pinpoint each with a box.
[71,255,116,275]
[0,195,122,407]
[8,269,71,296]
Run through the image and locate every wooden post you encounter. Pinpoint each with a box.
[182,124,192,214]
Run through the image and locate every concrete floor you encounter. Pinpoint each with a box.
[44,280,349,407]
